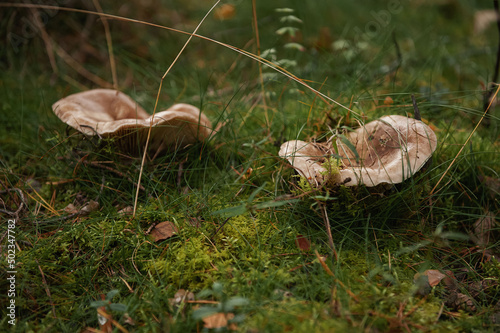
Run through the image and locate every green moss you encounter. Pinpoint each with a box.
[243,300,356,332]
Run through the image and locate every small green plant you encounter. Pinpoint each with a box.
[193,282,249,327]
[261,7,305,97]
[294,174,313,194]
[89,290,128,313]
[321,156,342,186]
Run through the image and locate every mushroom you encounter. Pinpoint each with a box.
[279,115,437,187]
[52,89,213,153]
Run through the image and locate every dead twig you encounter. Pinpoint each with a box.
[314,250,359,302]
[392,31,402,85]
[411,94,421,121]
[0,188,25,217]
[211,217,231,241]
[319,203,337,261]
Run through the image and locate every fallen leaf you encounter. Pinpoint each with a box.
[295,234,311,251]
[442,270,457,291]
[482,176,500,198]
[63,200,99,216]
[413,273,431,296]
[468,279,499,299]
[80,200,99,215]
[202,312,237,330]
[383,96,394,105]
[446,292,477,312]
[313,27,332,50]
[424,269,447,287]
[64,203,78,214]
[118,206,134,215]
[472,211,496,247]
[214,4,236,20]
[149,221,178,242]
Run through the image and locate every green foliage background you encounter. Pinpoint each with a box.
[0,0,499,332]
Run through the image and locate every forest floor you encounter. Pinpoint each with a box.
[0,0,499,332]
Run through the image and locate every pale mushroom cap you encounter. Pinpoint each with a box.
[52,89,213,152]
[279,115,437,187]
[278,140,329,186]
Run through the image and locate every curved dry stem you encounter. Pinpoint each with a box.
[133,0,222,217]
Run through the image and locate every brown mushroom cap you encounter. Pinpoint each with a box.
[279,115,437,187]
[52,89,213,153]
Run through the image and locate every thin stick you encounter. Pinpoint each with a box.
[97,308,129,333]
[430,84,500,196]
[392,31,402,86]
[133,0,222,217]
[0,188,25,217]
[314,250,359,302]
[92,0,118,90]
[320,203,337,261]
[211,217,231,240]
[411,95,421,121]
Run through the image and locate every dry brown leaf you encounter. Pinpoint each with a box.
[446,292,477,312]
[202,312,237,330]
[214,4,236,20]
[118,206,134,215]
[149,221,178,242]
[424,269,447,287]
[483,176,500,198]
[63,200,99,216]
[80,200,99,215]
[64,203,78,214]
[295,234,311,252]
[413,269,452,296]
[472,211,496,247]
[313,27,332,50]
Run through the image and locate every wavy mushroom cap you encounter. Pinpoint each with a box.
[52,89,213,153]
[279,115,437,187]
